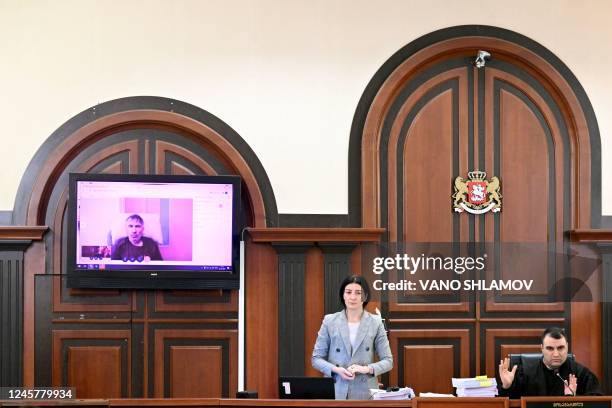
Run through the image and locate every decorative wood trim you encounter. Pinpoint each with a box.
[484,299,565,312]
[169,345,222,398]
[24,110,269,228]
[219,400,412,407]
[134,319,238,324]
[478,318,565,323]
[389,319,477,324]
[52,275,134,313]
[219,401,413,407]
[0,226,48,240]
[303,247,324,377]
[570,229,612,242]
[155,141,217,176]
[0,253,24,387]
[389,318,566,325]
[153,290,238,313]
[385,68,467,243]
[51,329,132,394]
[23,241,46,387]
[413,397,509,408]
[110,399,218,406]
[360,34,594,230]
[51,319,133,324]
[245,242,278,398]
[388,298,471,313]
[152,329,237,398]
[247,228,385,243]
[388,328,470,389]
[484,328,543,378]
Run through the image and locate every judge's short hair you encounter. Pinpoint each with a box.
[541,327,568,343]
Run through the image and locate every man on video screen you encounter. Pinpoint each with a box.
[111,214,163,262]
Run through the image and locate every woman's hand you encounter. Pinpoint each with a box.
[332,366,355,380]
[348,364,371,375]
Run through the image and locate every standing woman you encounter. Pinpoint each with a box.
[312,275,393,399]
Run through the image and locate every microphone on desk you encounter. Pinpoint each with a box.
[554,369,575,397]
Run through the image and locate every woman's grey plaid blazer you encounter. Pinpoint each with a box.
[311,310,393,399]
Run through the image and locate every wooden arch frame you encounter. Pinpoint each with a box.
[13,97,277,228]
[15,96,278,387]
[348,25,601,229]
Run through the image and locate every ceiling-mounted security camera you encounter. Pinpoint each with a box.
[474,50,491,68]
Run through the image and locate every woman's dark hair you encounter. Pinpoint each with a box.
[339,275,371,308]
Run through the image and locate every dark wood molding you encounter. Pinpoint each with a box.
[13,97,278,227]
[0,226,48,240]
[247,228,385,243]
[152,329,237,398]
[570,229,612,242]
[0,252,24,387]
[245,242,278,398]
[277,250,306,377]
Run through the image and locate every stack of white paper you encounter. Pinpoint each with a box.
[369,387,415,400]
[452,377,498,397]
[419,392,455,397]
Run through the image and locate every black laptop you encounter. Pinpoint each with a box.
[278,376,335,399]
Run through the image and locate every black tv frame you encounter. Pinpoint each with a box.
[66,173,241,290]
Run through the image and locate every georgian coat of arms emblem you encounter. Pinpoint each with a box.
[453,170,502,214]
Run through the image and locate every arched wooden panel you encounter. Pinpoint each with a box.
[23,98,275,394]
[402,87,456,242]
[355,27,602,385]
[386,67,469,244]
[483,64,566,312]
[155,141,218,176]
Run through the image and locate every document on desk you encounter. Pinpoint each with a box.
[370,387,415,400]
[452,377,497,388]
[419,392,455,397]
[452,376,498,397]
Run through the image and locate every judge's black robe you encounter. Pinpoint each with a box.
[498,358,603,398]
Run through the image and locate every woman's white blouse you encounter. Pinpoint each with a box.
[348,321,360,349]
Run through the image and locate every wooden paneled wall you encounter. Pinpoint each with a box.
[353,27,604,394]
[0,240,29,387]
[11,99,272,397]
[1,27,609,399]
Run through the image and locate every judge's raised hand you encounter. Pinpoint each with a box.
[565,373,577,395]
[498,357,517,389]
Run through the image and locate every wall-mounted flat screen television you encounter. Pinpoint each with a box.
[67,173,241,289]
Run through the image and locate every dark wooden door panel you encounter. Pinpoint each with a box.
[359,32,600,381]
[67,346,123,398]
[389,329,470,393]
[52,330,131,397]
[169,346,223,398]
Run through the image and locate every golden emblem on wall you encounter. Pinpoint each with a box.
[452,170,502,214]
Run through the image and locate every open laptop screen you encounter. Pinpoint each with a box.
[278,376,335,399]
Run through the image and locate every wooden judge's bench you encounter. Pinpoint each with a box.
[1,397,612,408]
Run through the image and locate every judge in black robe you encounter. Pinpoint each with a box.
[498,356,603,398]
[498,327,602,398]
